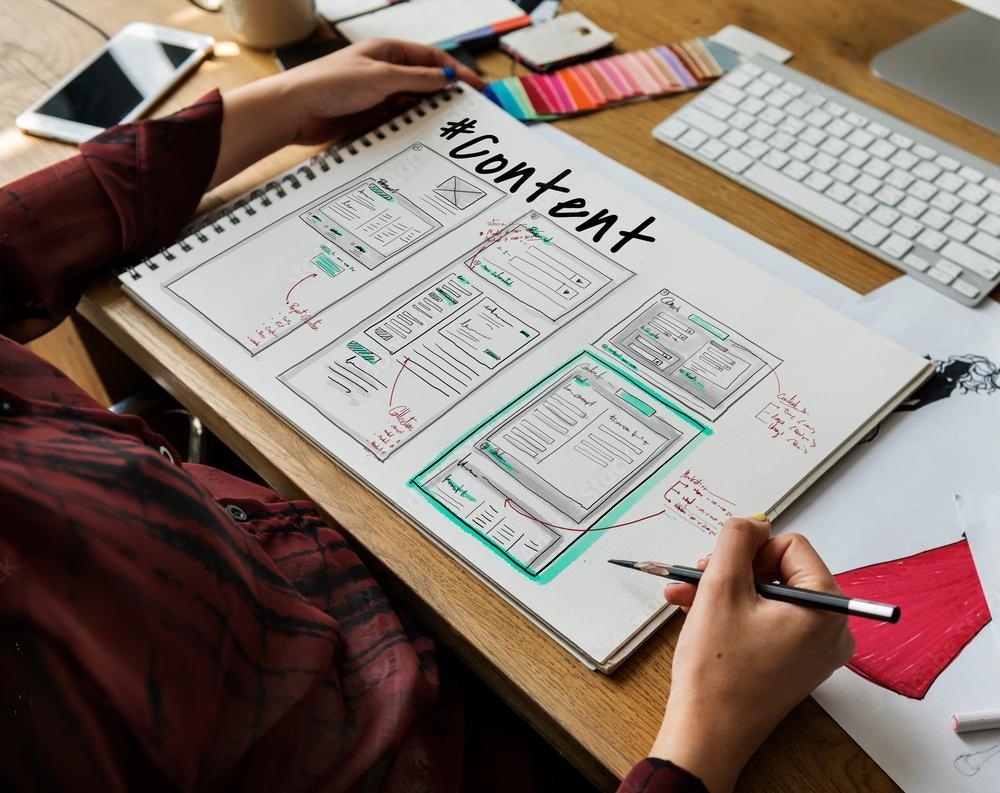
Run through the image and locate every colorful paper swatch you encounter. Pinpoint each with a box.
[484,38,740,121]
[835,538,991,699]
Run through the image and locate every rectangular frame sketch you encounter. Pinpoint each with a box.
[412,351,708,576]
[596,290,783,421]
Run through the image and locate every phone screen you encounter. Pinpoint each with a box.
[37,39,198,128]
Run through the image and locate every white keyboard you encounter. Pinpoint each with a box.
[654,55,1000,306]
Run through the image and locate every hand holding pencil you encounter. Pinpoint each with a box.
[646,515,856,793]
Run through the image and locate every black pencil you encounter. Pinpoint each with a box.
[608,559,901,623]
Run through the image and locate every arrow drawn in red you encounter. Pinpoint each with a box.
[503,498,665,533]
[286,273,317,303]
[389,356,411,406]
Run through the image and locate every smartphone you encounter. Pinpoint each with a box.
[16,23,215,145]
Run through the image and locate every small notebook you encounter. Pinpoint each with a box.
[120,85,932,672]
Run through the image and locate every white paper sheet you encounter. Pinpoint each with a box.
[781,277,1000,792]
[958,493,1000,650]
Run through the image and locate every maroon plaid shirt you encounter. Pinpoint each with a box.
[0,94,704,793]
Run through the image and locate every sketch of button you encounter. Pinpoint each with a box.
[434,176,487,210]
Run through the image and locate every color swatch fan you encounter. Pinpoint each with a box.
[484,39,740,121]
[835,538,991,699]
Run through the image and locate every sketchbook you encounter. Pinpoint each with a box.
[119,85,933,672]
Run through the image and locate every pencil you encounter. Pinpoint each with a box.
[608,559,901,623]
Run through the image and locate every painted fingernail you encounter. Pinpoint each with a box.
[442,65,457,82]
[752,513,769,521]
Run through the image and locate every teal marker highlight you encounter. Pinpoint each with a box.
[617,389,655,416]
[689,314,728,340]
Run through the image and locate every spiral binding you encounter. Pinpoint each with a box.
[123,86,461,281]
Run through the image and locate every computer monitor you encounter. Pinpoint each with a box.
[872,4,1000,136]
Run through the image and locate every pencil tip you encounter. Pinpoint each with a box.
[607,559,636,567]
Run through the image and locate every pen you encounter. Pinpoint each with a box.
[952,709,1000,733]
[608,559,901,623]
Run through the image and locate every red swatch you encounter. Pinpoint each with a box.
[835,538,991,699]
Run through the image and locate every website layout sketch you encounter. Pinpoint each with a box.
[597,290,782,421]
[166,144,505,354]
[413,353,708,576]
[279,215,633,459]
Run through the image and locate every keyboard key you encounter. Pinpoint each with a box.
[969,231,1000,261]
[783,160,811,181]
[765,88,792,108]
[721,128,750,148]
[740,96,766,115]
[868,139,897,160]
[842,147,869,168]
[958,166,984,184]
[679,106,729,138]
[871,205,900,227]
[863,158,892,179]
[804,171,833,192]
[785,98,811,118]
[759,106,786,126]
[830,163,860,184]
[885,169,915,190]
[955,203,985,226]
[824,101,847,116]
[874,185,904,206]
[656,118,688,139]
[867,121,891,138]
[908,180,937,201]
[953,279,980,299]
[820,137,849,157]
[843,111,866,126]
[800,126,827,147]
[852,174,881,195]
[903,252,931,271]
[804,109,832,128]
[741,139,770,159]
[935,172,965,193]
[916,228,947,251]
[935,154,961,172]
[892,216,923,238]
[847,193,878,215]
[920,208,950,231]
[912,161,942,181]
[718,149,753,173]
[712,82,747,106]
[789,142,818,161]
[984,194,1000,214]
[880,233,913,259]
[846,128,875,149]
[896,196,928,218]
[745,163,860,230]
[944,219,976,242]
[888,150,919,171]
[931,192,961,213]
[698,139,728,161]
[724,69,754,88]
[912,143,937,160]
[745,79,771,97]
[852,218,891,246]
[748,121,777,140]
[825,118,853,138]
[678,129,708,149]
[825,182,855,203]
[778,117,806,136]
[979,214,1000,236]
[697,94,737,120]
[958,183,989,205]
[927,264,958,285]
[940,241,1000,279]
[888,132,913,149]
[762,149,791,170]
[729,110,756,130]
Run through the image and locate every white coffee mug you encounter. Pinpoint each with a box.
[223,0,318,50]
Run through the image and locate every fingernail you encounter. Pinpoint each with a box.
[442,65,457,82]
[751,513,769,521]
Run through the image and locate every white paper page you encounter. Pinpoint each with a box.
[781,277,1000,792]
[122,88,929,668]
[316,0,394,23]
[336,0,525,45]
[957,493,1000,649]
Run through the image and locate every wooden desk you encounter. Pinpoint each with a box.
[3,1,996,790]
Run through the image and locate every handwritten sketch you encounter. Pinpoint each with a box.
[956,744,1000,777]
[413,352,708,575]
[595,290,782,421]
[279,217,633,459]
[834,539,991,699]
[166,143,505,355]
[899,352,1000,410]
[662,469,734,536]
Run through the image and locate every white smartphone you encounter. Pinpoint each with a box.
[16,23,215,145]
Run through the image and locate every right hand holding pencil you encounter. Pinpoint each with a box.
[648,516,856,793]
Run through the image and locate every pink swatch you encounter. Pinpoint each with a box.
[835,538,991,699]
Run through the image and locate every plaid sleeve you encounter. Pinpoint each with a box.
[0,92,221,339]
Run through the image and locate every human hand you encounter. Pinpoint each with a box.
[648,517,855,793]
[211,39,483,188]
[277,38,485,146]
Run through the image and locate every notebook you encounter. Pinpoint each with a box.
[120,84,933,672]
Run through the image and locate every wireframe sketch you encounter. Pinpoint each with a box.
[166,143,504,355]
[412,352,708,575]
[433,176,487,210]
[596,290,782,421]
[835,538,991,699]
[279,216,633,459]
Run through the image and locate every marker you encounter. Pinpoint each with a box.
[608,560,901,623]
[952,710,1000,734]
